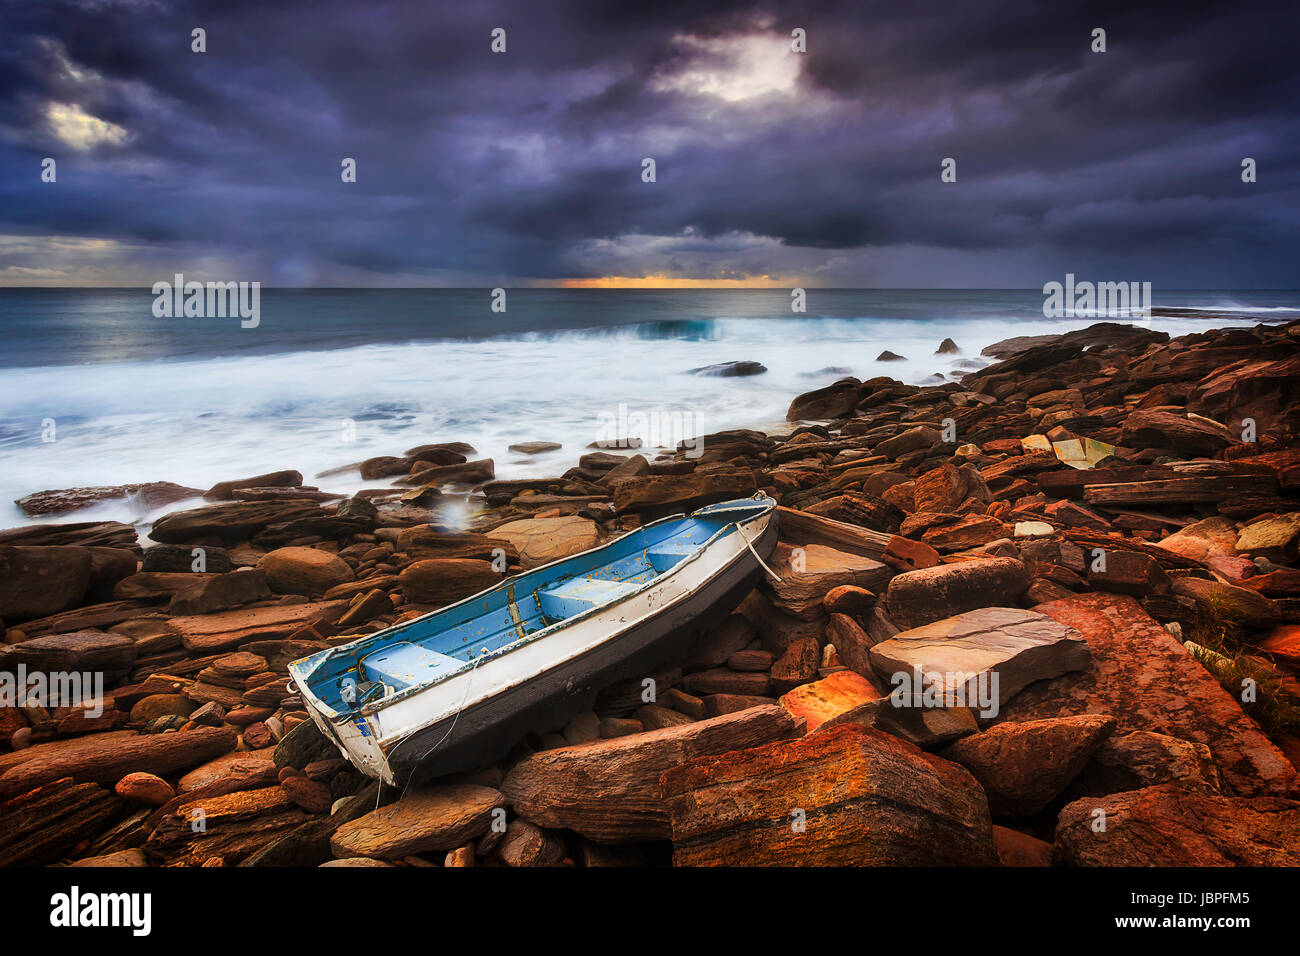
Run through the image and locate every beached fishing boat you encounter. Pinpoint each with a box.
[288,494,779,784]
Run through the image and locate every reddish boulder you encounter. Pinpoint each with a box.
[659,724,998,866]
[1054,784,1300,866]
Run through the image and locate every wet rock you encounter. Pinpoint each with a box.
[688,361,767,377]
[205,470,303,501]
[150,500,321,544]
[660,724,998,865]
[402,458,495,486]
[16,481,202,517]
[942,715,1115,816]
[786,378,861,421]
[935,338,960,355]
[507,441,562,454]
[876,350,906,362]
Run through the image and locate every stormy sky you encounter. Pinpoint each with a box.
[1,0,1297,287]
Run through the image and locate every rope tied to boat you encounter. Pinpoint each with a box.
[736,523,782,583]
[378,645,492,810]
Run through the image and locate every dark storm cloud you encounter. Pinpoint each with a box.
[0,0,1297,286]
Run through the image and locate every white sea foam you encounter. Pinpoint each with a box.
[0,312,1272,530]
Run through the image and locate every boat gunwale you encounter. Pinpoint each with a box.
[288,494,774,723]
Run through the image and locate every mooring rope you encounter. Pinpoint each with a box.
[736,523,782,583]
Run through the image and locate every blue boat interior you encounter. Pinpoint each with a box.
[301,498,772,712]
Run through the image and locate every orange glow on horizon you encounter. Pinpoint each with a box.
[557,273,791,289]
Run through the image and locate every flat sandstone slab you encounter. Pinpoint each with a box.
[869,606,1091,707]
[998,592,1296,795]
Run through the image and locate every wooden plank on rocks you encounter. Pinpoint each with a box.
[1082,475,1276,506]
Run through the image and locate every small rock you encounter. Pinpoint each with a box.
[114,771,175,806]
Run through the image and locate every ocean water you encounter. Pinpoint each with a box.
[0,288,1295,530]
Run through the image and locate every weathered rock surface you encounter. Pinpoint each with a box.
[490,515,602,569]
[499,704,803,843]
[398,558,499,605]
[884,558,1031,629]
[779,670,886,732]
[150,500,321,544]
[0,727,237,799]
[997,593,1296,795]
[1054,784,1300,866]
[612,470,757,515]
[659,724,998,865]
[0,545,94,621]
[870,607,1091,708]
[942,715,1116,816]
[1074,730,1223,797]
[330,785,504,859]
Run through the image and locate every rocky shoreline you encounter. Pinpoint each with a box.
[1,317,1299,867]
